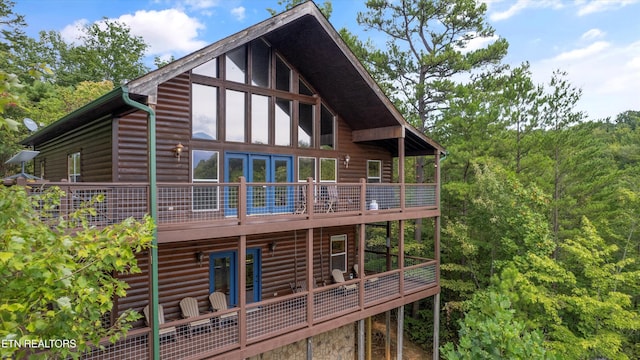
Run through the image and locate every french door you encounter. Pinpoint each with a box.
[209,249,262,307]
[224,153,293,215]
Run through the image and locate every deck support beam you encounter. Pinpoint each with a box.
[397,305,404,360]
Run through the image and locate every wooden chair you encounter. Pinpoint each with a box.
[325,185,338,213]
[295,185,307,214]
[331,269,357,291]
[353,263,379,283]
[208,292,237,327]
[179,297,211,336]
[143,304,177,341]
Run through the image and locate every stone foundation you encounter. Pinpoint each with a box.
[248,323,355,359]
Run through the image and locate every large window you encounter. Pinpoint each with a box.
[330,235,347,273]
[192,84,217,140]
[192,150,219,211]
[68,152,80,182]
[298,103,314,148]
[191,39,336,152]
[251,94,269,144]
[226,90,246,142]
[320,104,334,149]
[275,98,291,146]
[226,46,246,83]
[251,40,270,87]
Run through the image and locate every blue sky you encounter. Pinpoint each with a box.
[13,0,640,120]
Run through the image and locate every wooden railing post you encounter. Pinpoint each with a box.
[359,178,367,214]
[238,176,247,224]
[306,178,314,219]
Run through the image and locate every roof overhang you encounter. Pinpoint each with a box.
[21,87,146,146]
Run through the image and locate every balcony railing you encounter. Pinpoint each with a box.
[24,179,438,228]
[77,259,438,360]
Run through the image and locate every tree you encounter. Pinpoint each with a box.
[539,70,585,249]
[0,185,153,359]
[441,290,553,360]
[34,19,148,86]
[357,0,508,244]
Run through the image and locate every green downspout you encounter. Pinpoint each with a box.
[121,87,159,360]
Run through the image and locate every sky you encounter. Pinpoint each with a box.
[13,0,640,120]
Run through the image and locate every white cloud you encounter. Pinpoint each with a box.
[60,19,89,44]
[230,7,246,21]
[487,0,563,21]
[581,28,605,41]
[576,0,640,16]
[183,0,221,10]
[456,32,499,54]
[552,41,610,61]
[533,40,640,119]
[116,9,208,56]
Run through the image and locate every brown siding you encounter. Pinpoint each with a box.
[34,118,112,182]
[117,226,358,327]
[335,116,393,183]
[116,73,191,182]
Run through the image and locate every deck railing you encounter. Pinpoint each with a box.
[23,179,437,228]
[77,259,438,360]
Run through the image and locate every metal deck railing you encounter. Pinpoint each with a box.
[76,260,437,360]
[23,179,438,229]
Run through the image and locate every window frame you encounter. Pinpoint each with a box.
[367,160,382,183]
[319,158,337,183]
[330,234,347,273]
[192,150,220,212]
[67,152,80,182]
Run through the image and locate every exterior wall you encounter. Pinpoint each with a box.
[114,68,395,184]
[247,324,355,360]
[34,118,112,182]
[115,73,191,182]
[118,226,358,328]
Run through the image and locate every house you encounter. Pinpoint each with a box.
[21,2,445,359]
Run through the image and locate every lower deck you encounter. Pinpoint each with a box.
[81,263,438,360]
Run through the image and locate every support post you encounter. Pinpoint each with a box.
[433,293,440,360]
[239,235,247,348]
[307,337,313,360]
[397,306,404,360]
[386,311,391,360]
[358,319,365,360]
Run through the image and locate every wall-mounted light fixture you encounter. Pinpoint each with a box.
[343,154,350,168]
[195,251,205,266]
[172,143,184,161]
[269,242,277,254]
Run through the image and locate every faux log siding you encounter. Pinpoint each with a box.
[117,226,357,327]
[335,116,393,183]
[155,73,191,183]
[115,73,191,182]
[34,118,112,182]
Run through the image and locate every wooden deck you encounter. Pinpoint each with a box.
[79,261,438,360]
[25,180,438,242]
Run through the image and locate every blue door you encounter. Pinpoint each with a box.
[225,153,293,215]
[209,249,262,307]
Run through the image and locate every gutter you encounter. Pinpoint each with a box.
[121,87,160,360]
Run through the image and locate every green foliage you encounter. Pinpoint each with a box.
[357,0,508,133]
[267,0,333,19]
[33,19,149,86]
[441,290,553,360]
[0,185,153,358]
